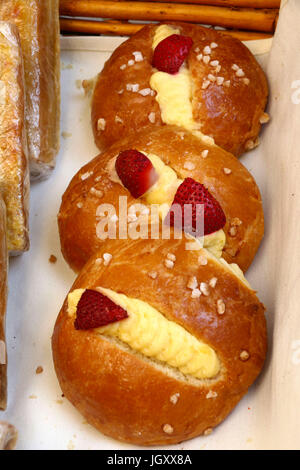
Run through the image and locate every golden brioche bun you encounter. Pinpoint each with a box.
[91,23,268,157]
[52,237,267,446]
[58,125,264,273]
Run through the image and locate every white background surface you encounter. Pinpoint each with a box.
[1,3,299,448]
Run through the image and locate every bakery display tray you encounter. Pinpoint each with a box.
[1,31,297,450]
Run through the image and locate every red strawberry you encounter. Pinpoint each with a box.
[74,289,128,330]
[152,34,193,74]
[115,149,158,198]
[166,178,226,236]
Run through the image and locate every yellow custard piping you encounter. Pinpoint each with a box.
[68,287,220,380]
[150,25,214,146]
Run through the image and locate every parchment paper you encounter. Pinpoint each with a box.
[1,0,299,449]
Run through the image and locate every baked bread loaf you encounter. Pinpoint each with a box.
[58,125,264,273]
[0,0,60,180]
[52,237,267,446]
[0,21,29,254]
[0,195,7,410]
[91,23,269,157]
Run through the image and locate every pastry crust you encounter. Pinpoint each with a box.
[0,0,61,180]
[58,125,264,273]
[0,195,7,410]
[52,237,267,446]
[91,23,268,157]
[0,21,29,254]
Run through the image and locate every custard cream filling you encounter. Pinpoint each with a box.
[107,151,226,258]
[150,25,214,146]
[68,287,220,379]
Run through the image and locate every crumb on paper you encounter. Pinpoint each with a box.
[67,440,75,450]
[49,255,57,264]
[82,77,96,97]
[56,399,64,405]
[75,79,82,89]
[35,366,43,374]
[61,62,73,70]
[29,395,37,399]
[61,131,72,139]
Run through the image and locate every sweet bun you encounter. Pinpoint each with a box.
[58,125,264,273]
[91,23,268,157]
[52,236,267,446]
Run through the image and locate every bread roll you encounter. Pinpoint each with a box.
[0,194,7,410]
[0,22,29,254]
[0,0,61,180]
[58,125,264,273]
[52,237,267,446]
[91,23,268,157]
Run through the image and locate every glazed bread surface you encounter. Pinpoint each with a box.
[58,125,264,273]
[52,237,267,446]
[92,23,268,156]
[0,195,7,410]
[0,0,61,180]
[0,21,29,254]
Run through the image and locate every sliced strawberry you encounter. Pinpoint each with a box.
[115,149,158,198]
[166,177,226,237]
[74,289,128,330]
[152,34,193,74]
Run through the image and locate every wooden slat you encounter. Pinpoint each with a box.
[60,17,273,40]
[60,0,279,32]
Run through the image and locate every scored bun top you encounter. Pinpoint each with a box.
[58,125,264,273]
[52,237,267,446]
[92,23,268,156]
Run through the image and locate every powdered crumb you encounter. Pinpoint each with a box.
[200,282,209,296]
[170,393,180,404]
[67,440,75,450]
[49,255,57,264]
[148,271,158,280]
[206,390,218,399]
[97,118,106,131]
[217,299,225,314]
[191,288,201,298]
[204,427,213,436]
[240,350,250,361]
[81,171,93,180]
[148,112,156,123]
[163,424,174,434]
[184,161,195,171]
[165,259,174,269]
[187,276,198,290]
[103,253,112,266]
[61,131,72,139]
